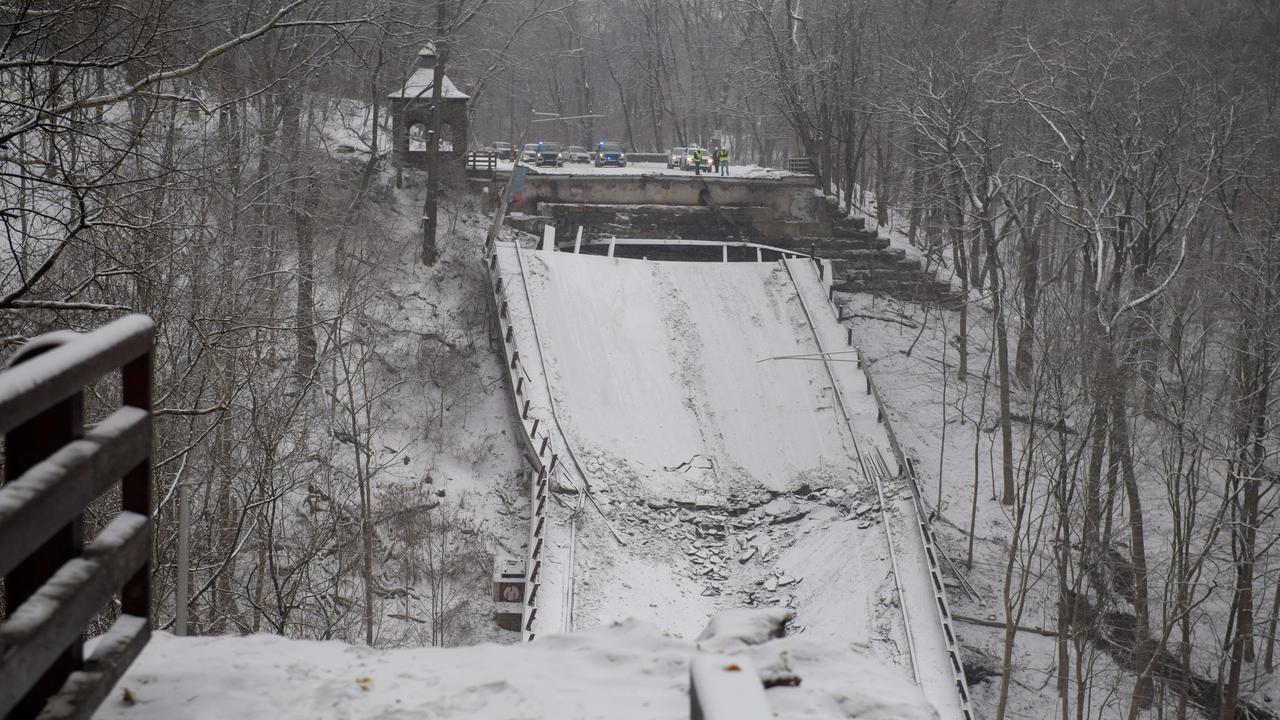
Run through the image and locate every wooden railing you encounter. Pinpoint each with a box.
[0,314,154,720]
[465,150,498,177]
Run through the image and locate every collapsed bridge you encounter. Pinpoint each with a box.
[484,237,973,718]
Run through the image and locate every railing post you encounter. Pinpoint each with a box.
[121,350,152,620]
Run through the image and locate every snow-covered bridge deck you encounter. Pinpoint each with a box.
[490,240,970,717]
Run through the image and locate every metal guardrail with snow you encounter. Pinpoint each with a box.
[486,249,556,642]
[789,257,974,719]
[813,268,974,719]
[854,346,974,716]
[0,315,155,720]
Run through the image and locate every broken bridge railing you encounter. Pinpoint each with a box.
[0,314,155,720]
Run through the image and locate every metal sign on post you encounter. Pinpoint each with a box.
[493,554,527,631]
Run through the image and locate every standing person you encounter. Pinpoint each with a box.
[693,147,704,176]
[717,147,729,176]
[712,146,722,175]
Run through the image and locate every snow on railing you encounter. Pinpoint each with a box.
[855,347,974,718]
[486,247,553,642]
[0,314,155,720]
[813,275,975,720]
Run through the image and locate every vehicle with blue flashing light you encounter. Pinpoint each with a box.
[595,141,627,167]
[536,142,564,167]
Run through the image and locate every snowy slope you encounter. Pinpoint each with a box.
[492,243,967,717]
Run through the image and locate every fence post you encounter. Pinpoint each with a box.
[120,345,153,622]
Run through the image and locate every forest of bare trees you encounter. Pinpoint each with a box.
[3,0,1279,717]
[0,0,534,647]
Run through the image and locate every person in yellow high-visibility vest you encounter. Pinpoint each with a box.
[716,147,729,176]
[692,147,704,175]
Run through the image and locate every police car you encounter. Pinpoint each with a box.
[536,142,563,167]
[594,141,627,167]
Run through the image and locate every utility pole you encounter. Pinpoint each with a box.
[176,483,189,635]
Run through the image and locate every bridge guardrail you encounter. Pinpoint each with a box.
[811,273,974,719]
[0,314,155,720]
[486,246,558,641]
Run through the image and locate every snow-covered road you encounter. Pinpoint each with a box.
[493,242,969,717]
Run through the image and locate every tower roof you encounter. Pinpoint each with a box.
[387,69,470,101]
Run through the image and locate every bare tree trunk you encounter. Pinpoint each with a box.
[1222,275,1271,717]
[1112,379,1154,717]
[980,198,1016,505]
[947,168,969,380]
[1014,214,1041,384]
[420,0,449,265]
[285,93,316,382]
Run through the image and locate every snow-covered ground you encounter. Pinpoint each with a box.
[498,160,800,180]
[90,609,936,720]
[492,243,968,717]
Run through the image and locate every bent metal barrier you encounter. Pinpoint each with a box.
[485,245,557,642]
[799,260,974,719]
[0,314,154,720]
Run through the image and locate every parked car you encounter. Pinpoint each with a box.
[595,141,627,167]
[520,143,539,163]
[536,142,563,167]
[667,147,686,169]
[565,145,591,163]
[683,145,712,171]
[492,141,513,160]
